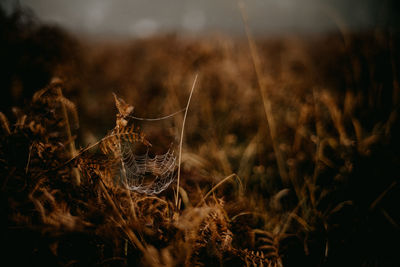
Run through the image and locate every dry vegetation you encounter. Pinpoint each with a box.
[1,5,400,267]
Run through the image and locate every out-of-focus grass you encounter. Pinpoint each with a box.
[1,5,400,267]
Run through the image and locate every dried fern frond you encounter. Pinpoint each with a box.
[99,124,151,155]
[187,201,233,265]
[252,229,281,259]
[113,92,134,128]
[113,93,134,117]
[76,154,118,184]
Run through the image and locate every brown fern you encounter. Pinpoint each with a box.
[99,124,151,155]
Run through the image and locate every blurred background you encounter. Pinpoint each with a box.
[1,0,399,38]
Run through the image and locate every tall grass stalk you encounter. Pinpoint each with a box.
[239,2,288,184]
[56,86,81,186]
[175,74,198,208]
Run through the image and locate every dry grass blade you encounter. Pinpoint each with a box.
[175,73,198,208]
[370,181,397,210]
[238,2,288,184]
[56,85,81,185]
[197,173,242,207]
[98,179,146,253]
[0,112,11,135]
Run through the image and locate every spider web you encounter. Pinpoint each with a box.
[119,142,177,194]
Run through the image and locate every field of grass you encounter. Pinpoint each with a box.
[1,5,400,267]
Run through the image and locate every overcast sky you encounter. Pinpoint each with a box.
[2,0,381,37]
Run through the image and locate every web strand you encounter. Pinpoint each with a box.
[127,108,185,121]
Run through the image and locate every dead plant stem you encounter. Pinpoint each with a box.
[175,74,198,208]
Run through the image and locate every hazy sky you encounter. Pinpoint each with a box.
[2,0,380,37]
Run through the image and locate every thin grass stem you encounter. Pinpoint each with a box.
[175,74,198,208]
